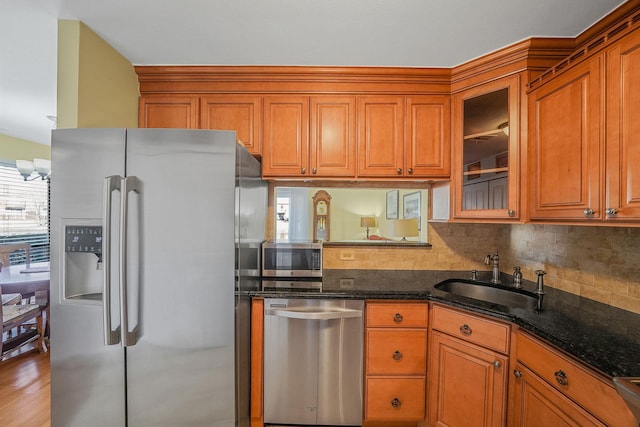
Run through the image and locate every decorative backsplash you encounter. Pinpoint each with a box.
[323,222,640,315]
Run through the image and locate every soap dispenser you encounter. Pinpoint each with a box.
[513,266,523,289]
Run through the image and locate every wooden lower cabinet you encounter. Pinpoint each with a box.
[429,330,508,427]
[428,305,510,427]
[366,377,425,421]
[251,300,636,427]
[364,301,428,424]
[512,331,637,427]
[511,364,605,427]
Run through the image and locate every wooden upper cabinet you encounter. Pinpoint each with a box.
[262,96,309,176]
[310,96,357,177]
[357,96,405,177]
[528,56,603,220]
[405,95,451,177]
[605,29,640,221]
[200,95,261,154]
[139,96,199,128]
[263,95,356,178]
[452,74,520,220]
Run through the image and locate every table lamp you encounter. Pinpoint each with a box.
[391,218,419,241]
[360,216,376,239]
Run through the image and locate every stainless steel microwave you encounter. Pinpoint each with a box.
[262,242,322,278]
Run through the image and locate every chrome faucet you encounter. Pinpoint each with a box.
[535,270,546,295]
[484,251,501,284]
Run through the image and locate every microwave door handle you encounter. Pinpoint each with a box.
[120,176,139,347]
[265,308,362,320]
[103,176,122,345]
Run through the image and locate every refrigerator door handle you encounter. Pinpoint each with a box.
[120,175,139,347]
[103,175,122,345]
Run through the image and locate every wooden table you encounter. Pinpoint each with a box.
[0,262,50,337]
[0,262,49,299]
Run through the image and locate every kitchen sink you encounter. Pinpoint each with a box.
[613,377,640,422]
[434,279,541,310]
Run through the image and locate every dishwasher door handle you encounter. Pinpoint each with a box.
[265,308,363,320]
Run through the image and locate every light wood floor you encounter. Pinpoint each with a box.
[0,347,50,427]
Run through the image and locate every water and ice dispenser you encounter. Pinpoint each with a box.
[63,224,103,301]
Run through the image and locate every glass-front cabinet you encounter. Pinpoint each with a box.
[452,75,521,220]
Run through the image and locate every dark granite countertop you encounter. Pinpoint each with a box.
[246,269,640,378]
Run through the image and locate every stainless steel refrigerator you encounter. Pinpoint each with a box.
[50,128,266,427]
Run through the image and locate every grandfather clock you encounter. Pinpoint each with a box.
[312,190,331,242]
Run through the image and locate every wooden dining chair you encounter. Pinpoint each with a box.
[0,285,47,360]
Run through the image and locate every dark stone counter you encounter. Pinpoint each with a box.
[247,269,640,378]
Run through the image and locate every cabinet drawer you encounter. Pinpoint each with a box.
[516,331,635,427]
[367,330,426,375]
[365,377,425,421]
[431,305,509,353]
[367,302,428,328]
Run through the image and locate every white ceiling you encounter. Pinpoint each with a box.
[0,0,627,147]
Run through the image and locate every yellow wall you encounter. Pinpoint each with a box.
[57,20,139,129]
[0,134,51,161]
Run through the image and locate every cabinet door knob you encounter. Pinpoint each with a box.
[513,369,523,378]
[554,370,569,386]
[408,167,413,174]
[606,208,618,216]
[508,210,515,217]
[493,360,501,368]
[393,351,403,361]
[391,398,402,408]
[459,324,472,335]
[300,167,306,174]
[393,313,403,323]
[396,168,402,174]
[311,167,317,174]
[583,208,595,217]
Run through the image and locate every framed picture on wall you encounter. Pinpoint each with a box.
[403,191,421,230]
[386,190,398,219]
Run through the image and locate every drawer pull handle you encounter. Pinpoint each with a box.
[391,398,401,408]
[460,324,472,335]
[393,313,403,323]
[554,370,569,386]
[393,351,403,361]
[493,360,501,368]
[514,369,523,378]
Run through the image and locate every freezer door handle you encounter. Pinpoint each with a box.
[265,308,363,320]
[120,175,139,347]
[103,176,122,345]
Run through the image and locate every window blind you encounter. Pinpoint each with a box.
[0,160,50,264]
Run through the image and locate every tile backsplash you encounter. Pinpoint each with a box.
[323,222,640,314]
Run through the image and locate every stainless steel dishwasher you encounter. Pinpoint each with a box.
[263,298,364,426]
